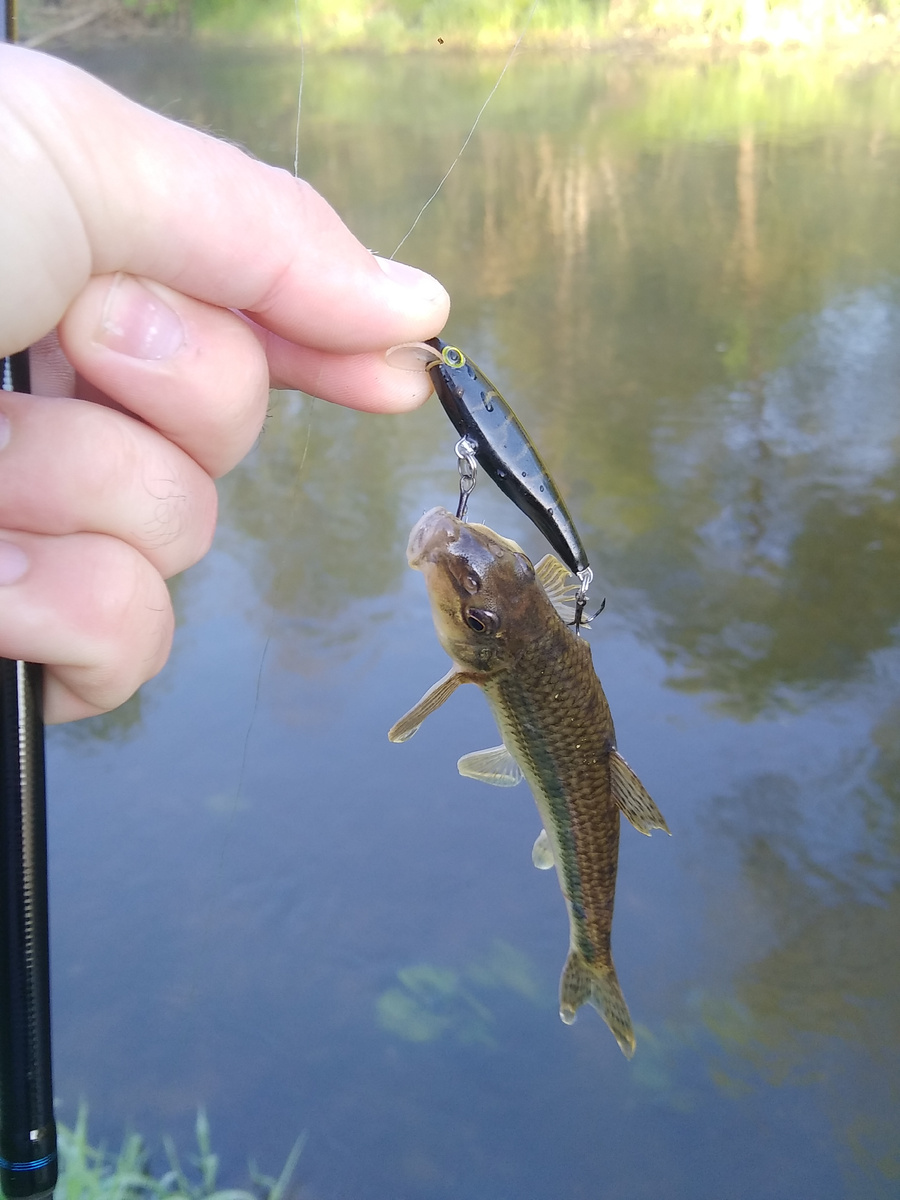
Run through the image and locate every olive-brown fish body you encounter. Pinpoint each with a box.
[389,508,668,1057]
[484,616,625,1030]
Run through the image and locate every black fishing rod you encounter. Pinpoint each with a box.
[0,4,59,1198]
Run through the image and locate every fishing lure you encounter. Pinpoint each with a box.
[424,338,590,577]
[388,337,594,624]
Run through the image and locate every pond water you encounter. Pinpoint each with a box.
[48,39,900,1199]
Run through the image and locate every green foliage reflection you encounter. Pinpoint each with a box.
[376,940,545,1045]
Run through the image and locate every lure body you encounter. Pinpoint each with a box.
[426,337,589,575]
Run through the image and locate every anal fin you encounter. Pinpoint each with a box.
[531,829,554,869]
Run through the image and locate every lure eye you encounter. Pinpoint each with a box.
[465,609,500,634]
[441,345,466,369]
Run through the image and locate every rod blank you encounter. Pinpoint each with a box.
[0,662,56,1200]
[0,339,58,1196]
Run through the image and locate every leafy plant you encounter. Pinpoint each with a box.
[57,1106,306,1200]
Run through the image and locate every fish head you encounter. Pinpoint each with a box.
[406,507,548,673]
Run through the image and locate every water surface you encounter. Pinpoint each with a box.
[49,41,900,1199]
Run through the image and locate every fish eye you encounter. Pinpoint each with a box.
[465,609,500,634]
[442,345,466,369]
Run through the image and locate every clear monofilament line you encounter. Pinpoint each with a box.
[292,0,305,177]
[391,0,541,259]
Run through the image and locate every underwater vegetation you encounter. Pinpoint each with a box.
[56,1106,305,1200]
[375,940,546,1047]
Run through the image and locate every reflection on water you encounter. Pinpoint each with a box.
[375,941,546,1047]
[51,41,900,1199]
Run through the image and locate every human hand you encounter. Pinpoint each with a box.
[0,45,450,723]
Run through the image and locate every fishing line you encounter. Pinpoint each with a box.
[294,391,316,478]
[292,0,305,178]
[391,0,541,259]
[204,0,311,1002]
[211,0,307,896]
[228,636,271,852]
[183,636,272,1012]
[288,0,315,485]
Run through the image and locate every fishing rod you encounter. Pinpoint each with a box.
[0,4,59,1198]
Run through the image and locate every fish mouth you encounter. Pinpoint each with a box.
[407,507,526,574]
[406,506,462,568]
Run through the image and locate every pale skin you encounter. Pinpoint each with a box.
[0,45,450,724]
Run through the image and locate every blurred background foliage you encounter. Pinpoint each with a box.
[20,0,900,51]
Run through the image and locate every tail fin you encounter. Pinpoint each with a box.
[559,950,636,1058]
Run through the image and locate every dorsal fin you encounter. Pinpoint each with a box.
[534,554,587,625]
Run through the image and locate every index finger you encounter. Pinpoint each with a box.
[0,45,449,358]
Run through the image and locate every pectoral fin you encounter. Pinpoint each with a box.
[388,669,469,743]
[610,750,670,835]
[531,829,554,869]
[457,744,523,787]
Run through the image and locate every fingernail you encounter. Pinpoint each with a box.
[0,413,10,452]
[374,256,449,306]
[385,342,438,371]
[0,542,29,586]
[97,273,185,360]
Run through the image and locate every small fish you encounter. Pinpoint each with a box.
[388,507,668,1057]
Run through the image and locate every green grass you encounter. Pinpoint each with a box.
[57,1106,306,1200]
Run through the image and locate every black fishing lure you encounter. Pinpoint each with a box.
[426,337,589,577]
